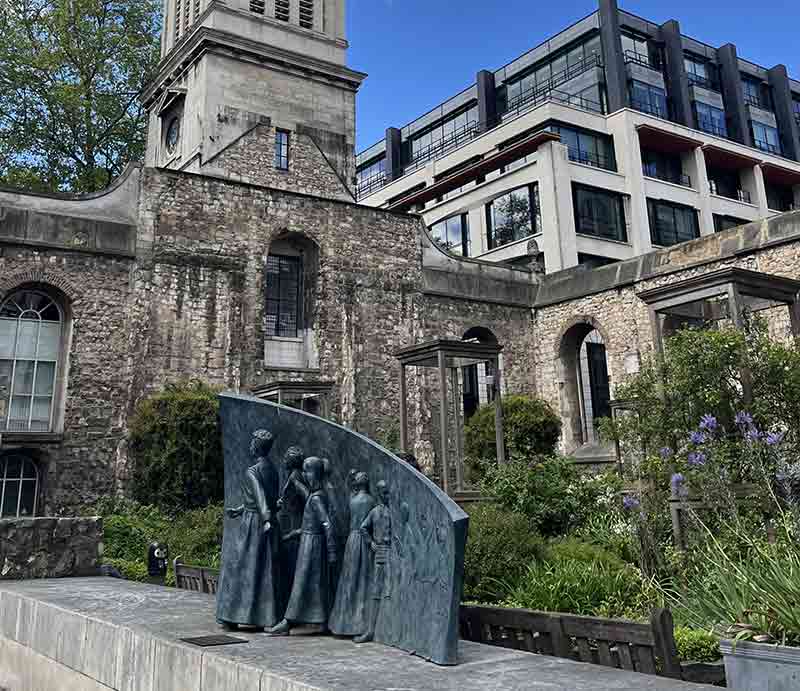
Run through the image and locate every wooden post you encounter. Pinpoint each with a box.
[789,299,800,341]
[438,350,450,495]
[451,368,464,491]
[650,608,683,680]
[399,364,408,453]
[648,307,665,356]
[493,356,506,465]
[727,283,753,404]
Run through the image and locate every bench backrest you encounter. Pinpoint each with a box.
[174,558,219,596]
[459,604,681,679]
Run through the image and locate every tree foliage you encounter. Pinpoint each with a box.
[129,381,224,514]
[0,0,161,193]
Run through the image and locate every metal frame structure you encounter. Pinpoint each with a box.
[251,380,334,419]
[394,339,505,496]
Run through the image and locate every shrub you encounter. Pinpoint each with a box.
[674,628,721,663]
[103,558,149,582]
[479,455,607,536]
[545,537,628,572]
[465,395,561,461]
[463,503,545,603]
[129,380,223,513]
[502,557,658,620]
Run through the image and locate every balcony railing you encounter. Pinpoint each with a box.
[743,93,766,109]
[709,182,752,204]
[696,117,728,139]
[505,54,604,116]
[568,147,616,172]
[624,50,661,72]
[405,120,481,174]
[642,165,692,188]
[355,171,388,200]
[754,139,781,156]
[687,74,720,92]
[630,98,672,121]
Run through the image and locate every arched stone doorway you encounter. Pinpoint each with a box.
[558,319,612,454]
[461,327,498,419]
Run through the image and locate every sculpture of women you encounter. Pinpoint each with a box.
[268,457,338,635]
[216,429,280,629]
[329,471,376,636]
[277,445,309,608]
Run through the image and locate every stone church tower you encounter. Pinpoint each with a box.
[142,0,365,189]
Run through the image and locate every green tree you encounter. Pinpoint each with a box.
[0,0,160,193]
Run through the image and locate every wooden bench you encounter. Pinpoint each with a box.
[460,604,682,679]
[173,563,691,681]
[173,558,219,595]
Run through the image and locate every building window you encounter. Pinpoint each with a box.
[647,199,700,247]
[751,122,781,155]
[766,183,794,212]
[429,214,470,256]
[684,55,716,91]
[792,96,800,124]
[249,0,265,13]
[299,0,313,28]
[0,291,62,433]
[630,81,668,119]
[707,166,748,202]
[573,185,627,242]
[548,123,616,171]
[486,185,541,250]
[265,255,301,338]
[642,149,690,187]
[0,455,38,517]
[274,130,290,170]
[356,156,386,198]
[621,31,649,61]
[275,0,289,22]
[408,105,479,167]
[694,102,728,138]
[741,77,766,109]
[174,0,182,37]
[713,214,749,233]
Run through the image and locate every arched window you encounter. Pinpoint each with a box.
[0,290,63,432]
[0,455,39,517]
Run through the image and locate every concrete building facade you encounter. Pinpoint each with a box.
[356,0,800,273]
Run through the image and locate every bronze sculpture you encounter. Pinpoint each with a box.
[329,471,376,636]
[277,445,308,609]
[215,429,280,629]
[268,457,338,635]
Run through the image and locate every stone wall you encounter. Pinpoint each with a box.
[201,123,354,202]
[0,517,102,579]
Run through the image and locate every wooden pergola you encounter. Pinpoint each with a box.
[251,380,334,419]
[394,339,505,495]
[639,267,800,354]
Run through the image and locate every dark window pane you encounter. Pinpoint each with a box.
[264,255,301,338]
[1,480,20,517]
[18,480,36,516]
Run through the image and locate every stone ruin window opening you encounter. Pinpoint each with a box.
[275,129,290,170]
[0,454,38,518]
[0,290,63,433]
[461,327,498,420]
[264,234,320,370]
[578,329,610,445]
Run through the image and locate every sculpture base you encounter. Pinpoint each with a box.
[0,578,712,690]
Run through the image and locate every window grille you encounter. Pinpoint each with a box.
[249,0,265,14]
[183,0,190,35]
[265,255,301,338]
[175,0,182,38]
[194,0,201,19]
[299,0,313,28]
[275,0,290,21]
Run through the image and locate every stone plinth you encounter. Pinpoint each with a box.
[0,578,717,691]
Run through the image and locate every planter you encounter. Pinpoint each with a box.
[721,639,800,691]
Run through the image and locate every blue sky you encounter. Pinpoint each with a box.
[348,0,800,151]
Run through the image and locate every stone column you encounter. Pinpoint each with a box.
[660,20,694,128]
[476,70,498,133]
[691,147,715,235]
[598,0,628,113]
[385,127,403,182]
[716,44,752,147]
[767,65,800,162]
[750,165,769,217]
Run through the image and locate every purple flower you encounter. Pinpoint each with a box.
[766,432,785,446]
[688,452,707,467]
[699,414,718,432]
[671,473,685,492]
[689,431,707,445]
[735,411,754,427]
[746,427,763,443]
[622,495,641,511]
[660,447,674,459]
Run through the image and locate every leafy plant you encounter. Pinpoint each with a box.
[129,380,224,513]
[673,627,721,663]
[479,455,611,537]
[463,503,545,603]
[465,395,561,462]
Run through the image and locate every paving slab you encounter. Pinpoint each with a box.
[0,578,715,691]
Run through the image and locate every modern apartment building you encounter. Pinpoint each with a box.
[355,0,800,272]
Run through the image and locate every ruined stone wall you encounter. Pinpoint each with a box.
[0,517,102,579]
[201,124,353,202]
[0,246,134,515]
[131,167,426,443]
